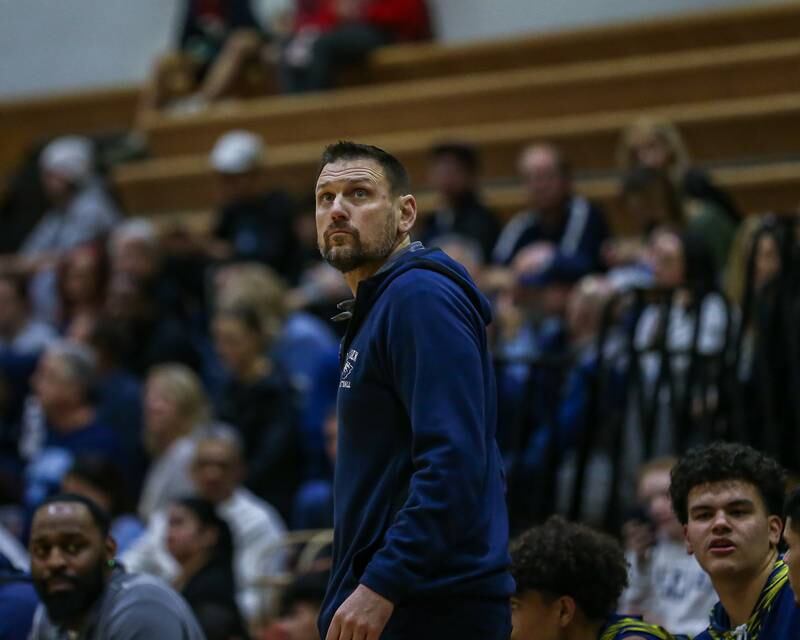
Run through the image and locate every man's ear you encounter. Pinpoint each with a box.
[683,524,694,555]
[768,515,783,549]
[397,194,417,235]
[105,535,117,564]
[557,595,576,628]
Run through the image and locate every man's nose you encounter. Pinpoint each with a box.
[45,547,67,572]
[329,194,349,220]
[711,510,732,532]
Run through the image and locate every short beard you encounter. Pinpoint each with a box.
[320,217,398,274]
[34,562,107,626]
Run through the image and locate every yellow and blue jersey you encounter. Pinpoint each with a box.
[695,559,800,640]
[599,614,685,640]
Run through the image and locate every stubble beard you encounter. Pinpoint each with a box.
[320,217,398,274]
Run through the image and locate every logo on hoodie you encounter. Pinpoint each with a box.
[340,349,359,389]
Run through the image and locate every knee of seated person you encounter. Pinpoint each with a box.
[225,29,263,57]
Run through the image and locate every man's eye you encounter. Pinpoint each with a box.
[353,189,367,197]
[318,193,334,203]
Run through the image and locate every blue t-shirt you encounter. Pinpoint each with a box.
[0,555,38,640]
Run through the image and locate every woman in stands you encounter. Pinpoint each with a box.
[212,302,300,521]
[56,243,109,339]
[166,496,249,640]
[630,228,729,459]
[617,117,738,272]
[138,364,209,523]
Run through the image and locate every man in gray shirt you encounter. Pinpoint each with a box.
[28,493,205,640]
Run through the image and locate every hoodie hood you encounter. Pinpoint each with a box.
[340,243,492,361]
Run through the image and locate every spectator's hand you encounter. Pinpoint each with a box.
[326,584,394,640]
[511,242,556,279]
[623,519,655,566]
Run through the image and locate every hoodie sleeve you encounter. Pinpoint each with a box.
[359,272,491,603]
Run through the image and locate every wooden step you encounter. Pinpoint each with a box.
[368,1,800,83]
[141,39,800,158]
[114,93,800,214]
[418,161,800,235]
[142,161,800,239]
[0,86,138,179]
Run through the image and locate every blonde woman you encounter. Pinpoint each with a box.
[617,116,740,273]
[138,363,210,522]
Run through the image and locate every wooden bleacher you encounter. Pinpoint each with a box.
[3,1,799,236]
[139,38,800,158]
[367,1,800,83]
[114,92,800,214]
[134,160,800,240]
[0,86,138,180]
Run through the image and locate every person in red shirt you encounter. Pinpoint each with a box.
[282,0,430,92]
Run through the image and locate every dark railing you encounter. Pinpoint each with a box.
[499,215,800,533]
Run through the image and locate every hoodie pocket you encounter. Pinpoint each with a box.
[350,460,405,580]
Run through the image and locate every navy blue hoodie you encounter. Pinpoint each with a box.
[318,245,514,637]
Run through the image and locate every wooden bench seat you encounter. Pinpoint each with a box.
[367,1,800,83]
[141,39,800,158]
[0,86,138,179]
[143,161,800,239]
[114,92,800,214]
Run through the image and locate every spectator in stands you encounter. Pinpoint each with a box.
[492,143,609,274]
[138,0,277,117]
[207,131,300,281]
[430,233,485,284]
[619,457,716,637]
[281,0,430,93]
[0,274,57,356]
[166,497,248,640]
[507,275,626,527]
[0,551,38,640]
[212,303,301,520]
[417,142,500,261]
[617,117,738,272]
[108,218,188,320]
[670,442,800,638]
[630,228,728,457]
[56,244,109,340]
[784,488,800,603]
[214,262,339,477]
[28,494,205,639]
[61,456,145,554]
[138,364,207,523]
[263,570,329,640]
[123,424,287,624]
[603,166,684,292]
[104,271,201,375]
[83,317,146,490]
[20,342,121,515]
[292,409,336,529]
[1,137,120,324]
[725,218,791,457]
[0,523,29,571]
[510,516,676,640]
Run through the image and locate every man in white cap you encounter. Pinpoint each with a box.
[206,130,299,280]
[0,136,121,321]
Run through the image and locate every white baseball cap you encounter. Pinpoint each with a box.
[210,130,266,174]
[39,136,94,184]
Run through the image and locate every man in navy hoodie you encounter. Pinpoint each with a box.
[315,141,514,640]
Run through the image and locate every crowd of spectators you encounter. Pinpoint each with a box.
[2,4,800,634]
